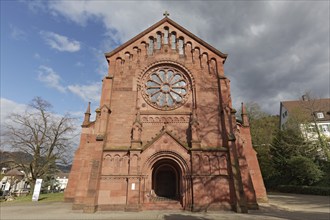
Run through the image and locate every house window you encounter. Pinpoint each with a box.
[320,124,330,133]
[316,112,324,119]
[282,111,287,118]
[308,125,316,132]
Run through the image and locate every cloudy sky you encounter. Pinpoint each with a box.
[1,1,329,126]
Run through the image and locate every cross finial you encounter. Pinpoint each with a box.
[163,11,170,17]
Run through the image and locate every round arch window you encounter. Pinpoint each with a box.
[142,66,189,110]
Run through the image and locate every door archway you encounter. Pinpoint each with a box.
[152,159,181,200]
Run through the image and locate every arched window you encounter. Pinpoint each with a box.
[148,37,154,55]
[142,65,190,110]
[164,27,169,44]
[178,38,184,55]
[156,32,161,49]
[171,32,176,49]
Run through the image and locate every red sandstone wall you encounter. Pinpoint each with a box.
[236,125,268,203]
[65,19,266,212]
[103,22,226,149]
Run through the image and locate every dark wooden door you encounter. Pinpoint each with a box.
[155,170,176,198]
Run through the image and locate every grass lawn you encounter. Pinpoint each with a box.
[0,192,64,204]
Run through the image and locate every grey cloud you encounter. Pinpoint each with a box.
[45,1,329,115]
[173,1,330,114]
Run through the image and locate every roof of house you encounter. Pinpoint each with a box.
[4,168,24,176]
[56,172,69,179]
[104,16,228,60]
[281,98,330,122]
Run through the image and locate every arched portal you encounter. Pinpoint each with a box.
[152,159,181,200]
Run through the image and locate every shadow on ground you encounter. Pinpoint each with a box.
[250,204,330,220]
[268,193,330,211]
[164,214,211,220]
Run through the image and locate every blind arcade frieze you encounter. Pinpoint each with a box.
[141,115,190,123]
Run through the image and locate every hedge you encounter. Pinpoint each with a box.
[277,185,330,196]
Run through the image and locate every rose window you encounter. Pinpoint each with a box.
[143,67,189,110]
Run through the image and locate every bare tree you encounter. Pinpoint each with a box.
[3,97,76,192]
[239,102,268,122]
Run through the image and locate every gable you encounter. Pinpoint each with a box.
[143,130,189,154]
[105,17,227,62]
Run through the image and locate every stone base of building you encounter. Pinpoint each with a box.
[97,204,126,211]
[257,196,269,203]
[83,205,97,213]
[191,203,233,212]
[247,203,259,210]
[124,204,141,212]
[68,201,239,212]
[72,203,84,210]
[63,197,74,203]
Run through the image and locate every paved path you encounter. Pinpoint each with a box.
[0,193,329,220]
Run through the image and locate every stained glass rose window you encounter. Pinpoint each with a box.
[142,66,189,110]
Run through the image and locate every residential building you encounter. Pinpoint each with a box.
[280,96,330,141]
[55,172,69,192]
[0,168,30,196]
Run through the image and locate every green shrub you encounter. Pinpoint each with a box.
[287,155,323,185]
[315,160,330,187]
[277,185,330,196]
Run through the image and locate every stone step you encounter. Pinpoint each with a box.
[151,196,180,202]
[124,204,141,212]
[143,201,183,210]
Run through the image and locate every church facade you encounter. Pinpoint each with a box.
[64,16,267,213]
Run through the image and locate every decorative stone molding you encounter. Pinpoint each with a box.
[140,63,192,111]
[142,150,190,174]
[131,110,143,148]
[227,133,236,141]
[96,134,104,141]
[138,59,196,88]
[141,115,190,123]
[100,175,146,180]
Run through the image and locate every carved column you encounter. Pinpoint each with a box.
[131,110,142,149]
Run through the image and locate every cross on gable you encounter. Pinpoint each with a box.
[163,11,170,17]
